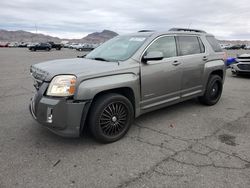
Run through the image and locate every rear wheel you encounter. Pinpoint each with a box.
[199,75,223,106]
[88,93,134,143]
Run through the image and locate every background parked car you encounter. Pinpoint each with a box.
[0,42,9,47]
[48,42,62,50]
[29,43,52,51]
[18,42,28,48]
[244,45,250,50]
[69,43,80,49]
[231,53,250,75]
[63,43,70,48]
[8,42,19,47]
[27,43,39,48]
[220,43,232,49]
[75,43,96,51]
[226,44,245,50]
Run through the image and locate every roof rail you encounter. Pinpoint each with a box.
[138,30,154,32]
[169,28,206,33]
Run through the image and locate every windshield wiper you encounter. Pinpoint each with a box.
[91,57,110,62]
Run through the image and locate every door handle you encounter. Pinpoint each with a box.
[172,60,181,66]
[203,56,208,61]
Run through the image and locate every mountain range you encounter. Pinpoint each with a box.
[0,29,118,44]
[0,29,249,45]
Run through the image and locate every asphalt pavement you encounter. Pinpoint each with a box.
[0,48,250,188]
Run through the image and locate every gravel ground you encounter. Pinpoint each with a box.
[0,48,250,188]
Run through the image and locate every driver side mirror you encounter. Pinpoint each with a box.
[142,51,164,62]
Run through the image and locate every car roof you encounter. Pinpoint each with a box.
[125,28,214,38]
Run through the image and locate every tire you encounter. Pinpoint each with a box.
[46,47,50,51]
[199,75,223,106]
[88,93,134,143]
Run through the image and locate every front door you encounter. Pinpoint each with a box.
[140,36,182,110]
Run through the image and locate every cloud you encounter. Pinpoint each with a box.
[0,0,249,39]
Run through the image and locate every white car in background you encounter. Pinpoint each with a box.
[8,42,19,47]
[74,43,85,50]
[69,43,80,49]
[220,43,232,49]
[245,45,250,50]
[27,43,39,48]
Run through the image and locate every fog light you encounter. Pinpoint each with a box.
[47,107,53,123]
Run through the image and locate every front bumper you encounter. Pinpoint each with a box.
[29,95,88,138]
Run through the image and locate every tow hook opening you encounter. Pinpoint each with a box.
[47,107,53,123]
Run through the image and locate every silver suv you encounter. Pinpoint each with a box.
[29,28,226,143]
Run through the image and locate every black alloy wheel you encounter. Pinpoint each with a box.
[199,75,223,106]
[99,102,128,137]
[88,93,134,143]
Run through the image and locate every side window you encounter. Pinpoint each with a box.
[178,36,202,56]
[206,36,223,52]
[198,38,205,53]
[146,36,177,58]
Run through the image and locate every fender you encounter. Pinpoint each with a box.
[203,60,226,88]
[75,73,140,102]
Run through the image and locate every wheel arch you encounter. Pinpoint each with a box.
[80,87,136,136]
[75,74,140,111]
[210,69,224,79]
[76,74,140,134]
[91,87,136,111]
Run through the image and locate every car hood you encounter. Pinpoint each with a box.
[30,58,120,81]
[236,54,250,63]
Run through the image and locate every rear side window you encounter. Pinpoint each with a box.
[198,38,205,53]
[146,36,177,58]
[178,36,203,56]
[206,36,223,52]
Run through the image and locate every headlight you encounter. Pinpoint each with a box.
[47,75,76,97]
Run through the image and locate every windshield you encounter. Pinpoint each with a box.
[85,35,147,62]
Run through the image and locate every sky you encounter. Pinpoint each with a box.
[0,0,250,40]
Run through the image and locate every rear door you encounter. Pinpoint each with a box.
[176,36,206,98]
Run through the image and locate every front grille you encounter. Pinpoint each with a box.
[237,64,250,70]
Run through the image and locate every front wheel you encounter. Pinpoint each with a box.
[88,93,134,143]
[199,75,223,106]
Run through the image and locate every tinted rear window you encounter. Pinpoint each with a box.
[206,36,223,52]
[178,36,203,56]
